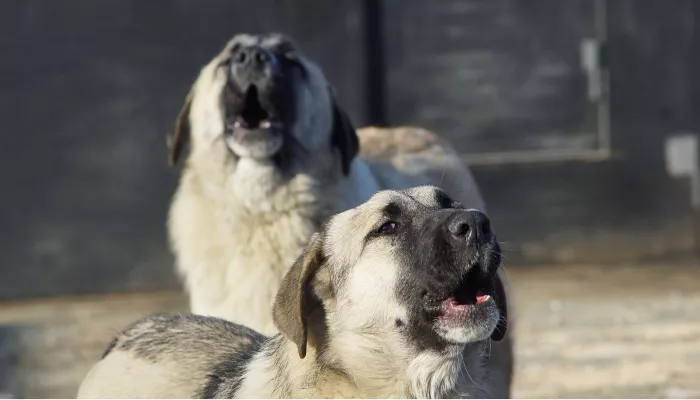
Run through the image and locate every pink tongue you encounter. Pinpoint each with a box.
[475,294,490,304]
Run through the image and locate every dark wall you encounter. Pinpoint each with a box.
[476,0,697,263]
[0,0,696,300]
[380,0,697,264]
[384,0,600,155]
[0,0,365,299]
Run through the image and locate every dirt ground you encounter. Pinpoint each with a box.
[0,260,699,398]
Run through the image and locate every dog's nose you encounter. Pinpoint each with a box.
[233,45,273,71]
[448,210,491,247]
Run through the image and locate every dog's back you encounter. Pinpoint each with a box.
[77,314,264,399]
[358,126,486,211]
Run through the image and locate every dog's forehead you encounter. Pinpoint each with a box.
[226,33,296,52]
[324,191,396,238]
[400,185,451,208]
[360,190,419,215]
[330,186,450,228]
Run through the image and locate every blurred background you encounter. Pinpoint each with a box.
[1,0,699,397]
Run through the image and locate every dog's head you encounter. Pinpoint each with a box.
[273,185,507,365]
[167,33,358,175]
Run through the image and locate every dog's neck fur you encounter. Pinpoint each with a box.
[234,335,492,398]
[169,146,379,334]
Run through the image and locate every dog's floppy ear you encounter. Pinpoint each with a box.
[273,233,325,359]
[166,90,194,166]
[328,88,359,176]
[490,272,508,341]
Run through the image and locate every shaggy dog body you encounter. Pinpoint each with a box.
[79,187,507,399]
[166,34,511,397]
[168,33,484,335]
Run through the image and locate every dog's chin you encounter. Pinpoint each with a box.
[431,298,500,345]
[225,127,283,160]
[426,263,501,345]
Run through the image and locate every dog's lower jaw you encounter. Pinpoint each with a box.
[227,158,288,212]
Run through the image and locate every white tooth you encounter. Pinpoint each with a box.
[260,120,271,129]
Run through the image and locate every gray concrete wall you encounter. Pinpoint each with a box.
[0,0,365,299]
[0,0,696,300]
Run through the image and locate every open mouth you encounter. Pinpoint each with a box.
[229,85,274,131]
[428,266,495,322]
[224,85,284,159]
[449,267,493,306]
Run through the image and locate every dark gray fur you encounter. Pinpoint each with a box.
[102,313,266,398]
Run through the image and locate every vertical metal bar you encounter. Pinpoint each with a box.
[362,0,387,126]
[594,0,612,153]
[693,139,700,255]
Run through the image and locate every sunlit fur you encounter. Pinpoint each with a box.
[169,34,377,332]
[168,34,487,337]
[78,187,506,399]
[166,33,512,398]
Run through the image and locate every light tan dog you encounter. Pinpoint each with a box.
[166,33,512,396]
[79,186,508,399]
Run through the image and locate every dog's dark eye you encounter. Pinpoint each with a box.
[377,221,398,235]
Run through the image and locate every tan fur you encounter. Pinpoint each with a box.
[167,34,512,397]
[78,351,201,399]
[357,126,485,212]
[78,187,509,399]
[234,340,492,398]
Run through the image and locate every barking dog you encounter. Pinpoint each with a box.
[166,33,512,397]
[79,186,508,399]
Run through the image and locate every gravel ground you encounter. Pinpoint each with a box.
[0,260,698,398]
